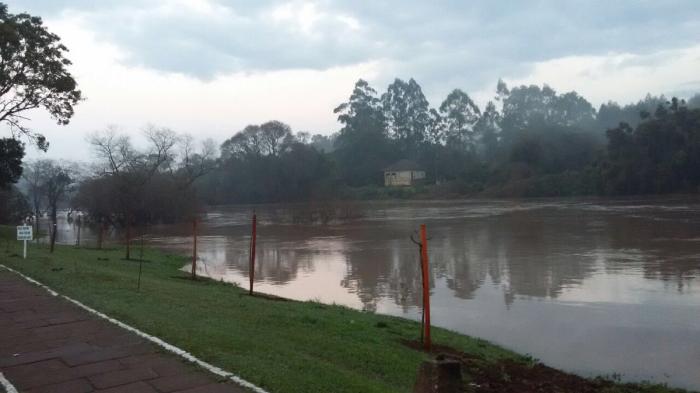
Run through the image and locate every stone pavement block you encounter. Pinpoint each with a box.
[32,320,106,340]
[148,372,212,392]
[62,344,152,366]
[6,359,124,390]
[3,359,70,388]
[118,354,188,377]
[69,359,124,379]
[88,367,158,389]
[95,381,158,393]
[0,338,50,356]
[27,378,94,393]
[0,342,94,367]
[0,325,40,340]
[0,299,44,312]
[84,331,144,348]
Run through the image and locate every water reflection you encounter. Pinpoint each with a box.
[47,197,700,390]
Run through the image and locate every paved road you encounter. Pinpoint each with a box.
[0,270,247,393]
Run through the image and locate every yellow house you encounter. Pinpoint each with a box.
[384,159,426,187]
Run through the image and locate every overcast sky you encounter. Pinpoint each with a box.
[5,0,700,160]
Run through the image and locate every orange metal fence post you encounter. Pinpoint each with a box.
[191,218,198,279]
[249,213,257,295]
[419,246,425,344]
[420,224,431,351]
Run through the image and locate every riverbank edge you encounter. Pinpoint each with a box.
[0,237,691,392]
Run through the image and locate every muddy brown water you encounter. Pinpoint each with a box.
[48,197,700,390]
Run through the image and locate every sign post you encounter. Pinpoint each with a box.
[16,225,33,259]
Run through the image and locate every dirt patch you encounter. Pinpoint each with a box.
[464,358,619,393]
[400,339,651,393]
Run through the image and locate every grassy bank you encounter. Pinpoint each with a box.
[0,234,690,392]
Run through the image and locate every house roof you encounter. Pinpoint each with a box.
[384,159,423,172]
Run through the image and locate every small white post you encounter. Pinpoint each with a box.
[23,240,27,259]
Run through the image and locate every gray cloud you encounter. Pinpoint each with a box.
[5,0,700,96]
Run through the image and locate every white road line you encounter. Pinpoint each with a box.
[0,264,270,393]
[0,372,19,393]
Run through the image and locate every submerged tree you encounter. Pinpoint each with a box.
[40,161,72,252]
[79,126,215,256]
[22,159,48,235]
[86,126,177,259]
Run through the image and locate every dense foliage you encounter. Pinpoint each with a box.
[200,77,700,203]
[0,185,28,222]
[602,98,700,195]
[0,3,81,151]
[0,137,24,188]
[200,121,333,203]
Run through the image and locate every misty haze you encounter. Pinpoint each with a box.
[1,2,699,393]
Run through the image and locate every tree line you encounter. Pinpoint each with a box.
[197,78,700,204]
[5,78,700,229]
[12,78,700,227]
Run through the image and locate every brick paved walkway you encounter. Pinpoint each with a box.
[0,270,247,393]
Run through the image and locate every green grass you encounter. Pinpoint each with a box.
[0,229,691,393]
[0,242,511,392]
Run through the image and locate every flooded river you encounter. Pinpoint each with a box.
[51,197,700,390]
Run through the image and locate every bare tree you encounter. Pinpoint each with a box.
[22,159,76,249]
[172,135,217,188]
[87,126,179,259]
[88,126,133,175]
[143,125,178,177]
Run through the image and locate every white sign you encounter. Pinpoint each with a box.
[17,225,32,241]
[17,225,32,259]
